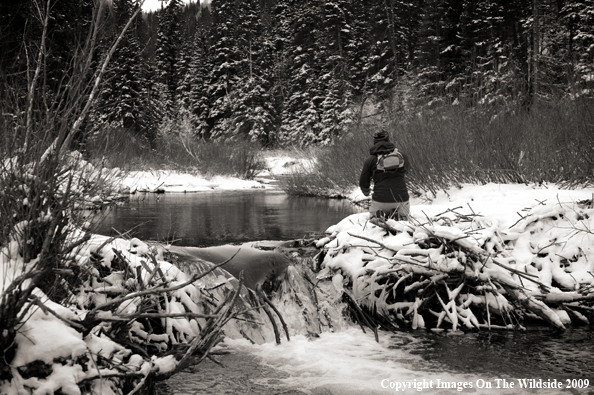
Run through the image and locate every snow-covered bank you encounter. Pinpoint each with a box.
[349,182,594,226]
[122,170,271,193]
[412,182,594,227]
[121,156,314,193]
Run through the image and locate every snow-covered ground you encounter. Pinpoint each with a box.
[376,182,593,228]
[122,156,314,193]
[122,170,271,193]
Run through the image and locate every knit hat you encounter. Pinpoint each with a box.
[373,130,389,144]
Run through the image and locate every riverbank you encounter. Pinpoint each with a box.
[119,158,594,227]
[120,155,314,193]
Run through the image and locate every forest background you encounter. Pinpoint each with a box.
[1,0,593,196]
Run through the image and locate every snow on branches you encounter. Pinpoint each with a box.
[315,199,594,333]
[0,232,267,395]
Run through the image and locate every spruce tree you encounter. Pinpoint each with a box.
[560,0,594,97]
[155,0,183,116]
[203,0,275,143]
[188,7,214,137]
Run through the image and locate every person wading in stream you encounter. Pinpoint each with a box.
[359,129,410,220]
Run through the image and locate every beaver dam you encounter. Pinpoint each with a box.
[2,195,594,394]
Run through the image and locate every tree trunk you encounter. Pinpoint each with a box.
[532,0,540,104]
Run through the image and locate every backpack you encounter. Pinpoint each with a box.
[376,149,404,172]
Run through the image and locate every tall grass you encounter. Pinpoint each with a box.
[158,136,267,180]
[276,135,369,198]
[279,98,594,197]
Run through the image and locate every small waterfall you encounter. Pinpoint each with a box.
[272,262,352,337]
[172,246,354,346]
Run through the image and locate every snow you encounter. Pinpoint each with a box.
[121,156,313,193]
[12,316,88,367]
[409,182,594,228]
[320,182,594,332]
[151,355,178,374]
[3,148,594,395]
[122,170,269,193]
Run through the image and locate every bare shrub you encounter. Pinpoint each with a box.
[279,99,594,197]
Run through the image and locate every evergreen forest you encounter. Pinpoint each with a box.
[2,0,593,150]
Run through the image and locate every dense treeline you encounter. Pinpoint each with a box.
[1,0,593,149]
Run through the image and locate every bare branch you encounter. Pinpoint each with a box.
[25,0,51,150]
[87,248,240,317]
[40,0,147,163]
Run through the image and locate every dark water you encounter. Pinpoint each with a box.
[94,190,362,246]
[404,327,594,382]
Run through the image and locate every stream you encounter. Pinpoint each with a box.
[94,191,593,395]
[95,190,360,246]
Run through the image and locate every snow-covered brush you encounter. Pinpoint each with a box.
[314,199,594,336]
[1,228,272,395]
[0,145,143,395]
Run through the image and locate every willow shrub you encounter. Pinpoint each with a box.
[193,138,267,180]
[155,131,266,180]
[85,122,266,180]
[279,98,594,197]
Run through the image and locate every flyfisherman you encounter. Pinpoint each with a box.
[359,129,410,220]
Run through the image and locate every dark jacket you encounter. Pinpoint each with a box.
[359,141,410,203]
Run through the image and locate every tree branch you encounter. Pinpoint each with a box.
[40,0,147,163]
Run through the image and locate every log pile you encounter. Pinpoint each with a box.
[314,200,594,333]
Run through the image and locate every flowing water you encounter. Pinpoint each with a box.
[95,191,594,395]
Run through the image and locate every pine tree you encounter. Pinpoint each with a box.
[202,0,275,143]
[188,7,214,137]
[155,0,183,116]
[0,0,94,133]
[349,0,420,114]
[94,0,146,136]
[316,0,356,141]
[273,0,325,144]
[415,0,467,104]
[560,0,594,97]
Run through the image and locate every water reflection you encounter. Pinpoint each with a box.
[94,190,362,246]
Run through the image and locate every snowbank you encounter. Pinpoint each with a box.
[122,170,270,193]
[121,156,314,193]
